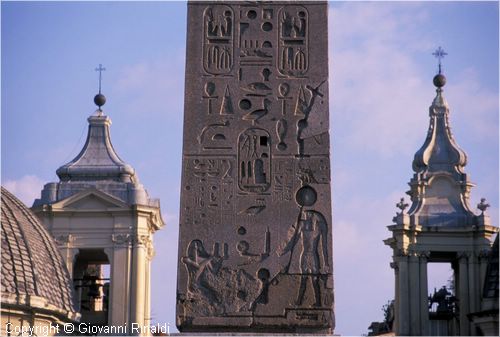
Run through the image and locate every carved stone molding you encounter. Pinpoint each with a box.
[111,233,155,259]
[146,244,155,260]
[135,234,151,246]
[457,251,472,261]
[54,234,75,246]
[417,251,431,260]
[134,234,155,260]
[112,233,132,246]
[395,248,409,257]
[477,249,491,260]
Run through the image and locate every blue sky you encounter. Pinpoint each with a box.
[2,1,498,335]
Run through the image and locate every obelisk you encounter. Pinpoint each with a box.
[177,1,334,333]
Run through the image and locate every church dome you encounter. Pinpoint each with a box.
[1,187,79,323]
[407,72,475,227]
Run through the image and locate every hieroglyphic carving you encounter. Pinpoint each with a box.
[296,157,330,185]
[236,227,270,266]
[219,85,234,115]
[241,82,272,97]
[181,239,262,315]
[179,2,332,332]
[242,98,271,125]
[296,81,326,156]
[198,120,232,150]
[183,157,235,226]
[203,5,234,75]
[276,119,288,151]
[273,158,295,203]
[238,128,271,193]
[278,83,292,115]
[203,82,218,115]
[278,6,308,77]
[278,185,329,307]
[239,6,274,67]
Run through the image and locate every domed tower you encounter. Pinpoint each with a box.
[32,66,164,332]
[384,49,498,336]
[1,187,79,335]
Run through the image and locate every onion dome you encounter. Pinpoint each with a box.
[404,70,476,227]
[1,187,79,322]
[412,75,468,173]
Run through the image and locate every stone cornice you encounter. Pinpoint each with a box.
[1,293,80,323]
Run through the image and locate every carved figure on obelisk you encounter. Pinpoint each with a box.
[278,186,329,307]
[177,2,333,332]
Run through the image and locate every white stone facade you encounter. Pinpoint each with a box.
[385,75,498,336]
[32,110,164,335]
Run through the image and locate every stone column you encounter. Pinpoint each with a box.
[468,252,479,316]
[144,246,153,327]
[64,248,80,278]
[478,249,489,291]
[458,252,470,336]
[409,254,421,335]
[130,236,148,332]
[107,238,132,326]
[391,261,400,333]
[396,254,410,336]
[54,235,77,277]
[418,253,429,336]
[72,250,85,313]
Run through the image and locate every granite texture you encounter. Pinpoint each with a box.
[177,1,333,333]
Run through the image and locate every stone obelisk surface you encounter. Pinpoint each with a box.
[177,1,333,333]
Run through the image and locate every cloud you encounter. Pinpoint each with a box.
[330,3,432,158]
[328,2,498,334]
[2,175,44,206]
[447,68,499,142]
[329,2,498,160]
[111,49,186,119]
[333,188,404,335]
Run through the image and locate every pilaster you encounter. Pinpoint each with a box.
[418,252,429,336]
[458,252,470,335]
[409,253,421,334]
[130,235,149,328]
[395,254,410,335]
[108,235,132,326]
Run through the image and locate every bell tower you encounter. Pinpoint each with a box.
[384,49,498,336]
[32,65,164,332]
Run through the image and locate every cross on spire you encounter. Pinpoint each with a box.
[396,197,409,214]
[95,64,106,94]
[432,47,447,74]
[477,198,490,214]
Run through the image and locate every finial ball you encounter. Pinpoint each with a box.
[433,74,446,88]
[94,93,106,107]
